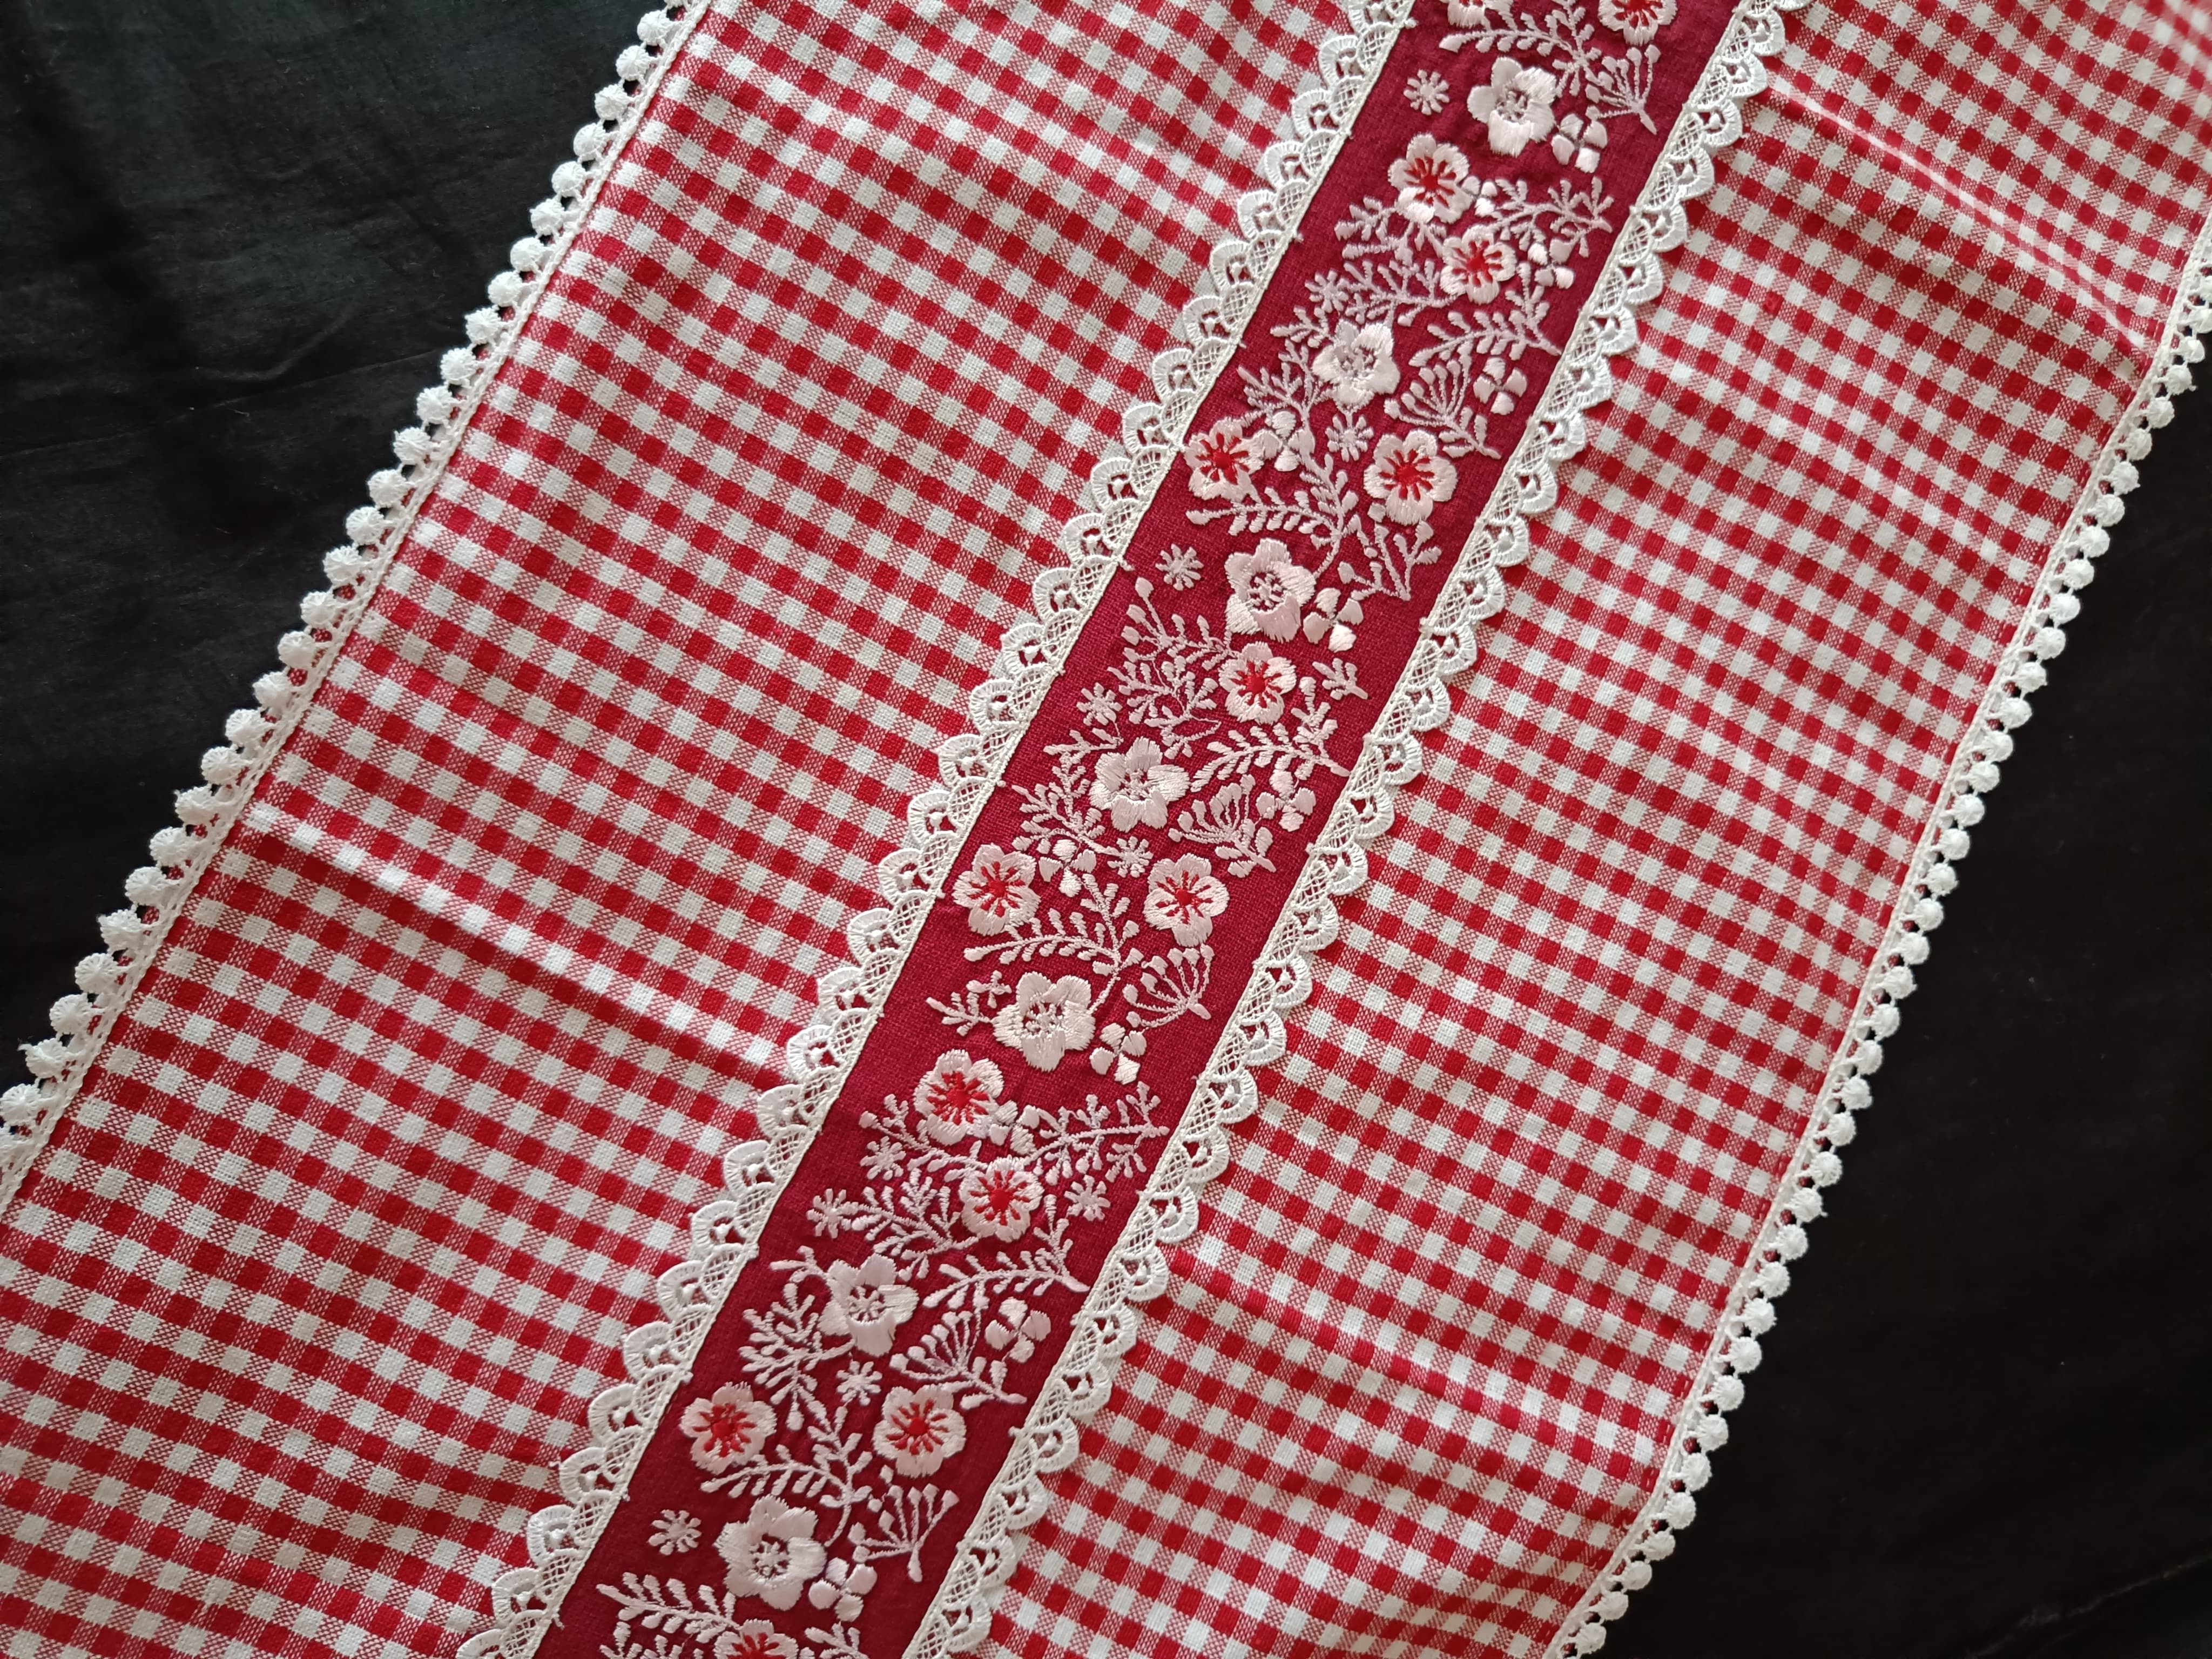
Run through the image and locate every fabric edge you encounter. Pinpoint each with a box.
[1534,184,2212,1659]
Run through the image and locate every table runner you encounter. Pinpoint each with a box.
[0,3,2203,1659]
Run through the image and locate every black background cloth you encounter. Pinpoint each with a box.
[2,4,2208,1655]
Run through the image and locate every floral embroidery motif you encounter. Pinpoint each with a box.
[579,4,1697,1655]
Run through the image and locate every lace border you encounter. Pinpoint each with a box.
[1535,145,2212,1659]
[461,4,1422,1655]
[0,4,716,1219]
[911,2,1812,1653]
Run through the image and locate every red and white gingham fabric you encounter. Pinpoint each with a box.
[0,4,1344,1653]
[2,5,2208,1659]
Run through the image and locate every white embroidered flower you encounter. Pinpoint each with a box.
[1066,1175,1111,1222]
[713,1621,798,1659]
[1467,57,1558,156]
[1303,588,1364,653]
[818,1252,920,1356]
[1090,739,1190,831]
[1219,640,1297,723]
[1439,230,1517,303]
[1474,354,1530,415]
[1260,767,1318,832]
[1445,0,1504,19]
[650,1508,702,1556]
[959,1156,1046,1241]
[1389,133,1475,225]
[952,844,1038,936]
[1600,0,1676,45]
[1183,415,1280,501]
[1157,544,1204,590]
[1403,69,1451,116]
[716,1495,827,1610]
[873,1385,968,1476]
[680,1382,774,1474]
[992,972,1096,1071]
[1552,111,1609,173]
[914,1049,1015,1144]
[807,1558,879,1624]
[1312,320,1400,411]
[1087,1020,1147,1084]
[985,1298,1053,1364]
[1224,538,1317,642]
[1364,429,1459,524]
[1144,854,1229,946]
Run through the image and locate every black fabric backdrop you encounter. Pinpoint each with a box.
[2,4,2207,1655]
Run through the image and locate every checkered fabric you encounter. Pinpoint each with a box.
[982,5,2212,1658]
[2,6,2208,1659]
[0,3,1342,1654]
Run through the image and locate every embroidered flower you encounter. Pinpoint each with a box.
[1364,429,1458,524]
[953,844,1038,936]
[1184,416,1280,501]
[1326,412,1372,461]
[1260,767,1318,833]
[992,972,1096,1071]
[1157,544,1204,590]
[1389,133,1475,225]
[680,1383,774,1474]
[1474,354,1530,415]
[1404,69,1451,116]
[1467,57,1557,157]
[914,1049,1014,1145]
[1439,230,1516,303]
[1144,854,1229,946]
[714,1622,798,1659]
[1225,538,1317,642]
[1066,1176,1111,1222]
[716,1496,827,1610]
[985,1298,1053,1364]
[1303,588,1364,653]
[1219,640,1297,723]
[819,1253,920,1356]
[837,1361,883,1405]
[1445,0,1505,19]
[806,1557,879,1623]
[1088,1021,1147,1084]
[1600,0,1675,45]
[959,1156,1045,1240]
[1091,739,1190,831]
[874,1386,968,1477]
[1552,111,1609,173]
[650,1509,702,1556]
[1312,320,1400,411]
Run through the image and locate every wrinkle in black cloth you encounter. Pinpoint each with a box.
[0,4,2206,1656]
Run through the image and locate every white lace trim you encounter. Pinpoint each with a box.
[1534,157,2212,1659]
[461,4,1420,1655]
[913,3,1812,1654]
[0,11,714,1220]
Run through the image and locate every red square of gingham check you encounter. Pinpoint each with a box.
[1,2,2207,1658]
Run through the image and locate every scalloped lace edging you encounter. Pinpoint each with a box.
[911,1,1815,1653]
[0,4,713,1220]
[1532,154,2212,1659]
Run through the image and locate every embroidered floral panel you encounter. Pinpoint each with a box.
[542,6,1739,1657]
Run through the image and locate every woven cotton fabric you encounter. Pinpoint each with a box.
[2,3,2208,1659]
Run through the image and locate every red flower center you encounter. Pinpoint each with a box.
[926,1071,991,1124]
[884,1398,949,1455]
[1381,450,1437,498]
